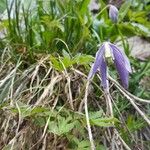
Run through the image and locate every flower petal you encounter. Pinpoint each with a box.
[88,45,105,79]
[114,59,129,89]
[99,57,108,89]
[110,44,131,88]
[110,44,132,73]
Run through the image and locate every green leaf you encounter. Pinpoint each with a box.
[10,104,50,118]
[62,56,73,68]
[50,55,64,71]
[74,54,94,65]
[0,0,6,13]
[89,110,103,119]
[119,1,131,21]
[48,121,60,135]
[41,16,64,32]
[118,23,135,36]
[79,0,90,16]
[62,49,71,58]
[58,116,76,135]
[130,22,150,37]
[34,117,46,127]
[48,115,78,136]
[90,117,119,127]
[77,140,90,150]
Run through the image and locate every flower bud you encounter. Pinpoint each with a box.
[109,5,118,23]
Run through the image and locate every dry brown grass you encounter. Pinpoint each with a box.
[0,50,150,150]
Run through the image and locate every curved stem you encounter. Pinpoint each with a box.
[109,76,150,126]
[109,75,150,103]
[84,80,95,150]
[104,89,113,117]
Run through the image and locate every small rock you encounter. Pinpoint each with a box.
[128,36,150,60]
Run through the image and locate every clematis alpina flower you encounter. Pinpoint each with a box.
[109,5,119,23]
[88,42,132,90]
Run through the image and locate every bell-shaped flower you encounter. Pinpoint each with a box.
[88,42,132,90]
[109,5,119,23]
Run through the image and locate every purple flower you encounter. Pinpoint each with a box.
[109,5,119,23]
[88,42,132,89]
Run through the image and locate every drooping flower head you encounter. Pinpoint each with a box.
[88,42,132,90]
[109,5,119,23]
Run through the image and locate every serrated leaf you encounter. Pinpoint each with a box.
[74,54,94,65]
[48,121,60,135]
[48,115,77,136]
[89,110,103,119]
[62,56,73,68]
[50,55,64,71]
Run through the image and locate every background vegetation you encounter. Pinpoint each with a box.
[0,0,150,149]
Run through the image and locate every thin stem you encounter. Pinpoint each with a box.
[84,80,95,150]
[109,75,150,103]
[109,76,150,126]
[104,89,113,117]
[127,95,150,126]
[117,132,132,150]
[104,89,131,150]
[95,5,110,19]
